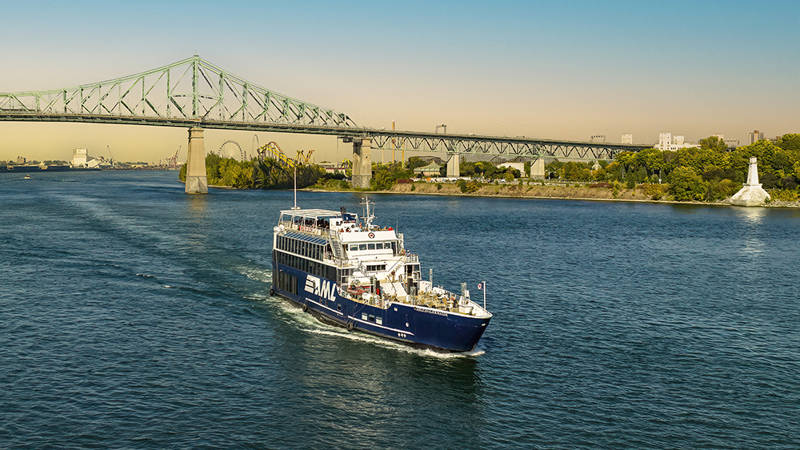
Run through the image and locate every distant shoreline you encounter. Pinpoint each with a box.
[303,183,800,209]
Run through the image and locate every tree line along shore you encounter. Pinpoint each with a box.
[181,134,800,206]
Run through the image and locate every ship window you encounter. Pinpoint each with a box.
[367,243,376,250]
[359,244,367,251]
[361,313,368,320]
[349,244,358,251]
[368,315,375,322]
[376,317,383,325]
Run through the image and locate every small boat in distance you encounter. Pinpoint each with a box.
[270,199,492,352]
[23,175,31,180]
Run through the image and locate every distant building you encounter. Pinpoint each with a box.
[657,132,672,150]
[86,158,110,169]
[498,162,525,175]
[15,156,27,164]
[621,134,633,144]
[748,130,765,145]
[319,162,347,174]
[71,148,88,167]
[413,162,442,177]
[590,135,606,143]
[656,132,698,151]
[712,134,739,150]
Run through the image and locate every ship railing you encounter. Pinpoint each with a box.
[279,220,340,238]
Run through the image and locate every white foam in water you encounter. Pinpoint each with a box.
[245,291,485,359]
[55,194,192,250]
[235,265,272,283]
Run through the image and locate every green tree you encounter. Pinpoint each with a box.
[406,157,428,170]
[698,136,728,153]
[668,166,707,201]
[777,133,800,152]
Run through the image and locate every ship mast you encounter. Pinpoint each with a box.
[291,166,299,210]
[361,197,374,229]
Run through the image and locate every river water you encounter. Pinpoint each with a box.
[1,170,798,448]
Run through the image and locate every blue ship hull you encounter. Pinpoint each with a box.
[271,260,490,352]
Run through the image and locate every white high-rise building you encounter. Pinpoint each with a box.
[748,130,765,144]
[656,132,697,151]
[657,132,672,150]
[621,134,633,144]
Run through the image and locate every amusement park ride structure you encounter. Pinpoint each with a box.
[255,141,314,169]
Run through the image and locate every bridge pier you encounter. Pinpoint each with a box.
[351,138,372,189]
[185,127,208,194]
[531,158,545,180]
[446,153,460,177]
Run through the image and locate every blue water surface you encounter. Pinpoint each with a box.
[1,171,798,448]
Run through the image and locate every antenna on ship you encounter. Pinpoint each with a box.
[361,197,374,229]
[291,166,299,210]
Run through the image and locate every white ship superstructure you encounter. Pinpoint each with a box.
[271,200,491,351]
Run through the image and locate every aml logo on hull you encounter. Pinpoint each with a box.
[304,275,337,301]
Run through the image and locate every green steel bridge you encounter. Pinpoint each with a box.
[0,55,650,192]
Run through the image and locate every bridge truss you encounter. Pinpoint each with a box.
[367,134,637,160]
[0,55,650,159]
[0,55,355,128]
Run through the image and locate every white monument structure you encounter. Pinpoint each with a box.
[728,157,770,206]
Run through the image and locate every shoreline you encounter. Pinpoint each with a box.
[302,186,800,208]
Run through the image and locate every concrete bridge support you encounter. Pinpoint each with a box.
[446,153,460,177]
[351,138,372,189]
[185,127,208,194]
[531,158,545,180]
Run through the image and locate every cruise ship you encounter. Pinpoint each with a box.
[270,200,492,352]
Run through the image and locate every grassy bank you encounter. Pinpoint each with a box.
[307,179,800,207]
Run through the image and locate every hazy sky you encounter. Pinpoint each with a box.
[1,0,798,162]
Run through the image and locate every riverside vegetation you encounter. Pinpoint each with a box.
[183,134,800,205]
[179,153,324,189]
[315,134,800,205]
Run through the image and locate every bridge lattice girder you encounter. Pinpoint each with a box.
[0,55,355,128]
[0,56,651,159]
[367,134,638,160]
